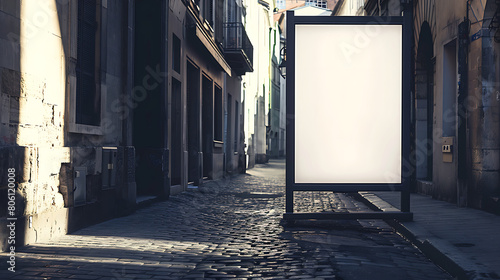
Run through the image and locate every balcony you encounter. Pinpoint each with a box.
[223,22,254,75]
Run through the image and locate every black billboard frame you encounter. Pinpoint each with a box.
[285,11,413,222]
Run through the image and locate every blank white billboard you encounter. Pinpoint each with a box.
[294,24,402,184]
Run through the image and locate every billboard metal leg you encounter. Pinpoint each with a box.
[401,188,410,213]
[286,188,293,213]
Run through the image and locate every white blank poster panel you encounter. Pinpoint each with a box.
[294,24,402,184]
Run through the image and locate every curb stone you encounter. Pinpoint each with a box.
[354,192,497,280]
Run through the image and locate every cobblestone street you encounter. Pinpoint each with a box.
[1,160,451,280]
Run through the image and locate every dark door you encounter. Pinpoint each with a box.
[202,75,213,179]
[133,0,164,196]
[171,78,182,186]
[187,62,201,184]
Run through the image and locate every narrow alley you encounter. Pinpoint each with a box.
[1,160,451,280]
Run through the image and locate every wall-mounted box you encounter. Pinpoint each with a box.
[74,166,87,206]
[442,144,452,153]
[442,137,454,163]
[102,147,117,189]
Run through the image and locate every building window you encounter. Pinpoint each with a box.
[214,85,223,142]
[173,34,181,73]
[76,0,100,126]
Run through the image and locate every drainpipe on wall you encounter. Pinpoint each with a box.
[120,0,136,212]
[224,74,228,174]
[162,0,170,197]
[123,0,134,148]
[267,26,273,158]
[457,4,470,207]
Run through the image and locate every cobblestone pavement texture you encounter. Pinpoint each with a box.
[1,159,452,280]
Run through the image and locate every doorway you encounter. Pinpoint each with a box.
[443,39,457,138]
[415,22,434,182]
[187,62,201,184]
[226,94,233,172]
[171,78,182,186]
[133,0,164,196]
[202,75,213,179]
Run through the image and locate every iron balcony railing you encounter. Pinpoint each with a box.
[223,22,254,71]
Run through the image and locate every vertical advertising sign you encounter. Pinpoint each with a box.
[285,12,412,221]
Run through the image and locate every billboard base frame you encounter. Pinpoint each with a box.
[283,211,413,222]
[284,189,413,222]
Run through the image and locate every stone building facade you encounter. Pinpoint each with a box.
[0,0,252,251]
[410,0,499,213]
[363,0,500,214]
[0,0,136,250]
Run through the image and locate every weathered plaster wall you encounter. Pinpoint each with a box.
[0,0,70,250]
[414,0,499,213]
[1,0,134,251]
